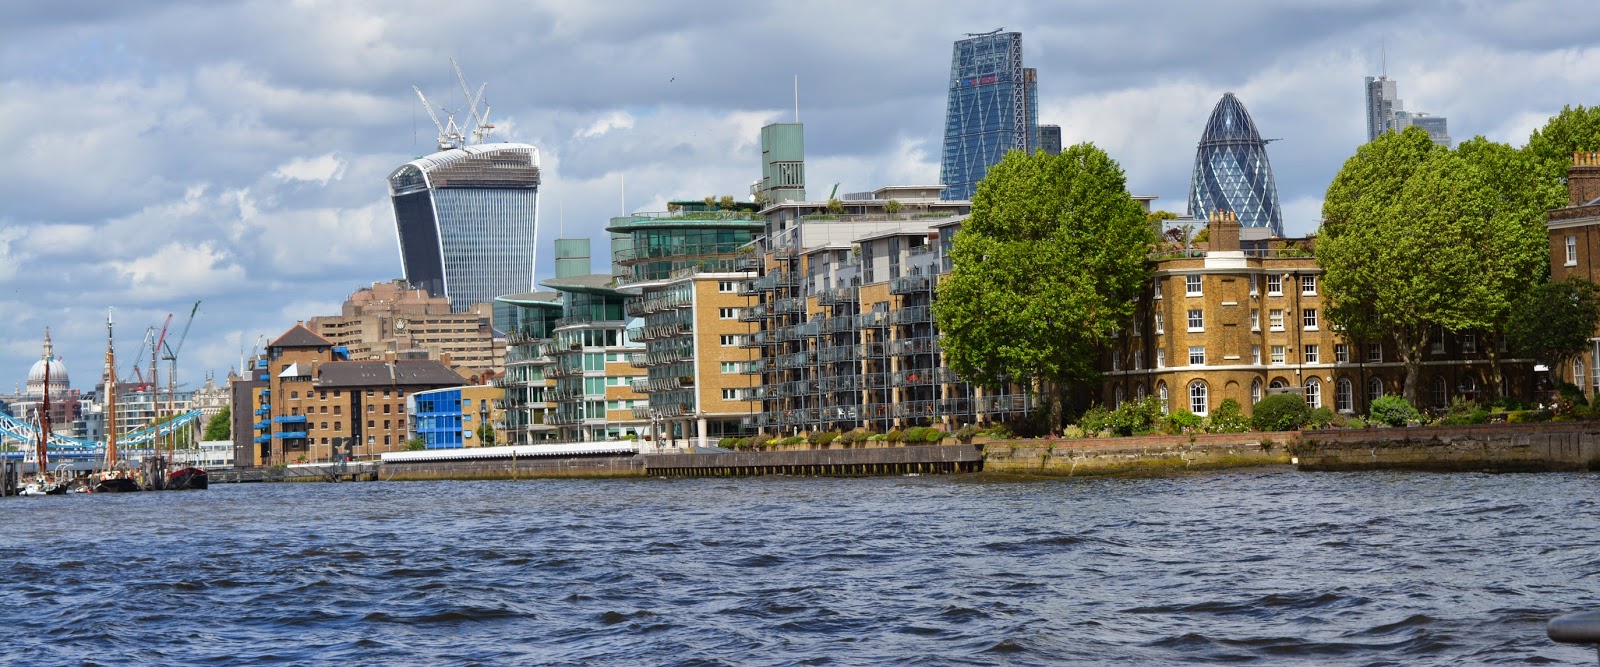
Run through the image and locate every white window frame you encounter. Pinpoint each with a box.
[1187,308,1204,332]
[1266,274,1282,296]
[1337,378,1354,413]
[1157,382,1169,413]
[1188,345,1206,366]
[1111,353,1121,372]
[1252,344,1262,364]
[721,388,740,400]
[1367,342,1382,363]
[1154,312,1164,334]
[718,280,737,293]
[1567,235,1578,266]
[1304,344,1319,364]
[1271,345,1286,365]
[1156,348,1166,368]
[1153,278,1164,299]
[718,307,739,320]
[1335,343,1349,364]
[1133,350,1143,370]
[1305,378,1322,409]
[1368,376,1384,404]
[1302,308,1318,331]
[1269,309,1285,331]
[1189,380,1209,415]
[1185,274,1202,296]
[719,334,741,347]
[1301,275,1317,295]
[1250,309,1260,332]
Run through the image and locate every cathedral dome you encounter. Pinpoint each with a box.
[25,328,69,397]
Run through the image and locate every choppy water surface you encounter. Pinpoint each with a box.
[2,469,1597,665]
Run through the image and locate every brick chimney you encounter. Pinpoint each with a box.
[1571,150,1600,207]
[1207,209,1241,253]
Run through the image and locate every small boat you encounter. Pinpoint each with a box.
[164,466,208,490]
[92,470,143,493]
[20,475,67,496]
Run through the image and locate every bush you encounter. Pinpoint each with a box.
[1507,409,1553,424]
[884,429,904,443]
[718,437,739,448]
[1205,399,1249,433]
[1439,397,1490,426]
[779,435,806,447]
[1163,409,1203,434]
[1369,395,1421,427]
[808,430,840,446]
[1061,425,1086,439]
[1076,405,1113,436]
[954,424,982,444]
[1308,406,1336,429]
[1110,397,1166,436]
[1492,395,1536,411]
[985,423,1014,439]
[867,433,886,442]
[1001,411,1050,438]
[1251,394,1312,432]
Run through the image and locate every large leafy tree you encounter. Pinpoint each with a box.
[1525,104,1600,209]
[935,144,1153,429]
[203,406,231,441]
[1507,278,1600,386]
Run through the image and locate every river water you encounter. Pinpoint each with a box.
[1,468,1596,665]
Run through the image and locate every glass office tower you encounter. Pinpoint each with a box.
[1188,93,1284,237]
[939,30,1038,201]
[388,143,541,313]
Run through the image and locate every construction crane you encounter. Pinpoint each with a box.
[123,326,154,391]
[160,302,200,454]
[161,301,201,371]
[412,58,494,151]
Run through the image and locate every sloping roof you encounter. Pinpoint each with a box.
[314,360,465,388]
[270,324,332,349]
[540,273,625,296]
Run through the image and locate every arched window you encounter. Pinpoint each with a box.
[1368,376,1384,405]
[1136,383,1147,401]
[1189,380,1209,415]
[1251,379,1262,406]
[1431,376,1448,408]
[1269,378,1287,390]
[1575,359,1586,392]
[1460,375,1478,402]
[1157,382,1169,414]
[1336,378,1354,413]
[1304,377,1322,409]
[1114,385,1124,408]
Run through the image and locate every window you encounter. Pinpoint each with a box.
[1266,274,1282,296]
[1304,344,1320,364]
[1271,345,1286,365]
[1305,378,1322,409]
[721,388,740,400]
[1430,328,1445,354]
[367,420,375,428]
[334,421,341,430]
[1132,316,1142,337]
[1188,346,1206,366]
[1337,378,1354,413]
[1335,344,1349,364]
[1156,348,1165,368]
[1301,275,1317,295]
[383,404,391,414]
[383,419,391,429]
[1251,379,1262,406]
[333,405,342,415]
[607,376,627,386]
[1367,343,1382,363]
[1368,377,1384,404]
[1252,345,1262,364]
[584,353,605,371]
[1157,382,1169,413]
[719,307,739,320]
[720,362,743,374]
[1185,275,1202,296]
[1463,331,1477,353]
[367,404,375,413]
[1114,386,1124,408]
[1111,354,1121,372]
[1302,308,1318,330]
[1153,278,1164,299]
[1249,274,1259,296]
[1187,309,1204,332]
[1567,235,1578,266]
[1133,350,1143,370]
[1189,381,1209,415]
[1136,384,1147,400]
[1269,309,1284,331]
[290,391,298,399]
[1250,309,1260,331]
[1154,312,1164,334]
[1576,359,1587,389]
[1431,376,1448,407]
[720,335,741,346]
[718,280,737,293]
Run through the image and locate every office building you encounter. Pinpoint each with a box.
[1039,124,1062,156]
[1386,111,1451,148]
[1365,75,1450,147]
[939,30,1038,200]
[1188,93,1285,237]
[309,279,504,380]
[388,143,541,313]
[409,385,504,448]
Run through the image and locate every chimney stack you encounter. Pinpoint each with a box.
[1207,209,1241,253]
[1570,150,1600,207]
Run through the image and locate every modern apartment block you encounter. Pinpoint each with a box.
[1546,151,1600,396]
[240,323,466,466]
[1105,212,1526,414]
[940,30,1038,200]
[408,385,504,448]
[539,273,648,442]
[309,279,504,381]
[494,291,561,445]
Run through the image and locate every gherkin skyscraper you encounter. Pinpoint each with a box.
[1187,93,1283,236]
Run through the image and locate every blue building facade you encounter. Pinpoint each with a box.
[388,143,542,313]
[411,387,472,449]
[939,31,1038,201]
[1188,93,1284,237]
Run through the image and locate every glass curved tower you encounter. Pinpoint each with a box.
[388,143,541,312]
[939,30,1038,201]
[1188,93,1283,236]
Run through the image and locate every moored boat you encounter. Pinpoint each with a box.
[164,466,208,490]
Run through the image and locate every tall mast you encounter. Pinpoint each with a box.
[105,309,118,468]
[38,334,51,474]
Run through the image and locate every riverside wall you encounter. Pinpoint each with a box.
[979,432,1296,477]
[643,444,983,477]
[382,454,645,481]
[1290,422,1600,472]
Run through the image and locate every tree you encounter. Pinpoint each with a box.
[476,422,497,447]
[1507,278,1600,385]
[718,195,736,210]
[1524,104,1600,210]
[825,198,844,215]
[884,199,903,217]
[203,406,231,441]
[935,144,1154,430]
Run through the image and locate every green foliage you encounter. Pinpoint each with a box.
[1307,406,1336,429]
[1204,399,1249,433]
[203,406,231,441]
[779,435,806,447]
[1076,404,1113,436]
[935,145,1156,428]
[1319,127,1549,404]
[718,195,736,210]
[404,438,426,451]
[476,422,496,446]
[1507,409,1553,424]
[1251,394,1312,432]
[1369,395,1422,427]
[954,424,982,444]
[884,199,903,216]
[1108,396,1165,436]
[826,198,844,214]
[1163,409,1203,434]
[1508,278,1600,379]
[718,437,739,448]
[884,429,903,444]
[1061,425,1086,439]
[984,423,1014,439]
[1524,104,1600,210]
[1439,397,1491,426]
[807,430,840,446]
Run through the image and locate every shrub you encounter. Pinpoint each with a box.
[1439,397,1490,426]
[779,435,806,447]
[884,429,904,443]
[902,427,934,443]
[1061,425,1086,439]
[1163,409,1203,434]
[1508,409,1553,424]
[807,430,840,446]
[1076,404,1114,436]
[868,433,886,442]
[1251,394,1311,432]
[985,423,1014,439]
[718,437,739,448]
[1369,395,1421,427]
[1110,397,1165,436]
[954,424,982,444]
[1205,399,1250,433]
[1308,406,1336,429]
[1492,395,1536,411]
[1001,411,1050,438]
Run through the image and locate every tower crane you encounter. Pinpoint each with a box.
[161,301,201,453]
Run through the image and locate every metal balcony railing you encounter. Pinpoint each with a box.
[739,303,769,321]
[889,305,932,325]
[857,341,888,357]
[891,367,959,387]
[818,345,857,364]
[817,286,859,305]
[772,297,806,315]
[857,310,889,328]
[974,395,1029,414]
[820,315,857,335]
[890,337,940,357]
[890,275,933,295]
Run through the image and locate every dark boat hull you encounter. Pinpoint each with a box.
[165,467,208,490]
[93,477,142,493]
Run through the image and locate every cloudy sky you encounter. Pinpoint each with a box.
[1,0,1597,392]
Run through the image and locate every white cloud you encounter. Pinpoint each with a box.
[273,153,347,184]
[575,111,635,139]
[110,241,248,302]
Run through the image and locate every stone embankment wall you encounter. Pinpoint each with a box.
[1291,422,1600,472]
[980,433,1295,477]
[383,455,645,481]
[643,444,982,477]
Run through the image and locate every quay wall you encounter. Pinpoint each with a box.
[1291,422,1600,472]
[383,454,645,481]
[643,444,982,477]
[980,433,1295,477]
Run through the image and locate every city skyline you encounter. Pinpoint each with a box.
[1,1,1597,389]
